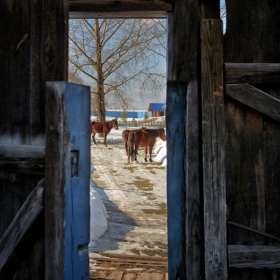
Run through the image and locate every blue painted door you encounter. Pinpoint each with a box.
[45,81,91,279]
[64,82,91,279]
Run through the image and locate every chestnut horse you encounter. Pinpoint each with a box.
[122,127,146,155]
[127,128,166,163]
[91,119,118,146]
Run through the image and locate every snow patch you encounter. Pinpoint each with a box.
[90,180,109,241]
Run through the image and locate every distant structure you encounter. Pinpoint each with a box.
[148,103,166,117]
[93,110,152,119]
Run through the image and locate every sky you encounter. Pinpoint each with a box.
[129,91,166,110]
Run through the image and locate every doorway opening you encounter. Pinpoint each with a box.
[68,17,168,278]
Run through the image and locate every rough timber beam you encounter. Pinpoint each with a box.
[69,0,172,18]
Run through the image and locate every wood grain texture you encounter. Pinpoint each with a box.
[225,63,280,84]
[0,179,44,270]
[166,82,186,279]
[45,82,69,280]
[166,0,202,278]
[201,19,227,279]
[226,84,280,122]
[228,245,280,269]
[185,80,202,280]
[224,1,280,278]
[70,1,171,8]
[0,160,44,175]
[70,0,172,18]
[0,145,44,158]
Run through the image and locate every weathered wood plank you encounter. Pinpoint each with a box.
[226,84,280,123]
[69,1,172,11]
[0,144,44,174]
[185,80,202,280]
[70,11,167,18]
[201,19,227,279]
[227,221,280,243]
[224,1,279,279]
[199,0,220,19]
[70,0,172,19]
[0,145,45,158]
[228,245,280,269]
[166,81,186,279]
[45,82,67,280]
[0,0,31,144]
[167,0,202,278]
[45,82,90,280]
[0,159,44,175]
[225,63,280,84]
[0,178,44,270]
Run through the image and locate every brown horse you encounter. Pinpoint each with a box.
[122,127,146,155]
[127,128,166,163]
[91,119,118,146]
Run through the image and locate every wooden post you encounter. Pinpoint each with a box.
[201,19,227,279]
[166,81,187,279]
[45,82,90,280]
[167,1,202,277]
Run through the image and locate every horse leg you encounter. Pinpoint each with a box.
[127,133,134,163]
[104,133,107,147]
[134,144,139,162]
[144,147,148,162]
[92,132,97,145]
[126,138,130,163]
[127,144,131,163]
[149,145,153,162]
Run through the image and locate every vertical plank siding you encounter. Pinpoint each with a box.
[185,80,202,280]
[167,0,202,278]
[201,19,227,279]
[0,0,68,278]
[0,0,31,142]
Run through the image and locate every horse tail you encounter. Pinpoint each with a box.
[124,131,129,154]
[129,132,135,162]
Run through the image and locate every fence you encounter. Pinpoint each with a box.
[117,120,166,128]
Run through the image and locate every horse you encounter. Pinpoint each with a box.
[127,128,166,163]
[91,118,118,146]
[122,127,146,155]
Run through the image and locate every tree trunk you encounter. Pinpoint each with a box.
[95,19,106,122]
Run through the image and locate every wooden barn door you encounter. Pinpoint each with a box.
[201,17,280,279]
[45,82,91,280]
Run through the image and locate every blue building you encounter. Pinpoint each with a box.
[92,110,152,119]
[148,103,166,117]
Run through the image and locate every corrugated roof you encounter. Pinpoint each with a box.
[149,103,166,112]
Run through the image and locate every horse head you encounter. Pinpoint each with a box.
[158,128,166,141]
[111,119,118,130]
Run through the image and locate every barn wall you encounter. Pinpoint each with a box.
[0,0,68,279]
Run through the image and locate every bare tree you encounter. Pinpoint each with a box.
[69,19,166,121]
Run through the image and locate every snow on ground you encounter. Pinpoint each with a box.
[90,122,167,242]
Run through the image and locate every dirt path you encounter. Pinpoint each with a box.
[89,136,168,276]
